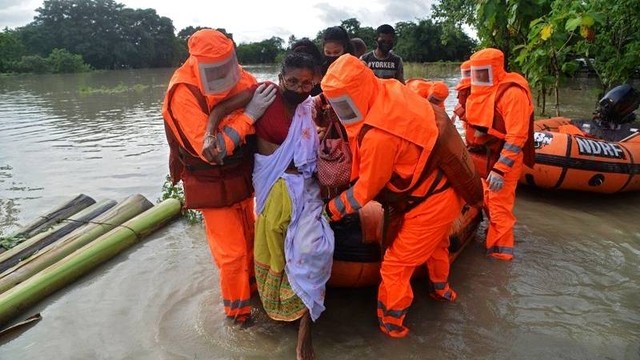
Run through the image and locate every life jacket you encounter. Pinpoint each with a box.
[467,77,536,170]
[427,106,483,207]
[162,65,256,209]
[359,80,442,200]
[358,103,483,209]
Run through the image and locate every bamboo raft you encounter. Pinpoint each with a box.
[0,194,181,330]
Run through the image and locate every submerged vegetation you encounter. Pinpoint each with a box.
[79,83,149,95]
[158,175,202,224]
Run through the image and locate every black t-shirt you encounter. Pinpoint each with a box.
[360,51,404,83]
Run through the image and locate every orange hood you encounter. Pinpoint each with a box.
[455,60,472,91]
[466,48,507,129]
[406,78,433,99]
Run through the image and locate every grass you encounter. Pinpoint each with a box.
[404,62,462,79]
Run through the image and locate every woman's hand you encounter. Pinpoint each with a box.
[202,133,224,165]
[316,125,327,139]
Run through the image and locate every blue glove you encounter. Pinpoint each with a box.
[487,171,504,192]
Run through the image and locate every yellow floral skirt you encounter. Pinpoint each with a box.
[254,179,306,322]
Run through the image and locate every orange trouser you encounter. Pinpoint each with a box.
[425,238,457,302]
[200,197,255,319]
[377,187,463,338]
[483,159,523,260]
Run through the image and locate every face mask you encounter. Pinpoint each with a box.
[324,55,340,66]
[282,89,310,105]
[377,41,393,54]
[322,55,340,73]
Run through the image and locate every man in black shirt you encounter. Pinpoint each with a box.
[360,24,405,83]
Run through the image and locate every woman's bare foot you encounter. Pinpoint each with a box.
[296,311,314,360]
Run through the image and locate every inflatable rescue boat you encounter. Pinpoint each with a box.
[328,201,482,288]
[520,84,640,193]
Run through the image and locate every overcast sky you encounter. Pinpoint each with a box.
[1,0,437,44]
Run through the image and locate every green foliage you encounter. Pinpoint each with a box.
[10,0,182,70]
[338,18,377,48]
[158,175,202,225]
[432,0,477,28]
[236,37,285,64]
[395,19,476,62]
[309,17,474,62]
[405,62,462,79]
[9,48,91,74]
[579,0,640,93]
[47,48,92,73]
[79,83,149,94]
[0,29,26,72]
[434,0,640,115]
[0,234,27,251]
[13,55,51,74]
[514,1,596,115]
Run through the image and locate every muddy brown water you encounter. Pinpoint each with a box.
[0,67,638,359]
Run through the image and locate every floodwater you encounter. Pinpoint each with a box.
[0,66,638,359]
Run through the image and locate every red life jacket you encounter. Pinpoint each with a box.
[163,82,255,209]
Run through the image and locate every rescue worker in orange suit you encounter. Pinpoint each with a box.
[405,79,449,110]
[321,55,483,338]
[406,78,432,100]
[428,81,449,110]
[452,60,474,139]
[465,48,535,261]
[161,29,276,324]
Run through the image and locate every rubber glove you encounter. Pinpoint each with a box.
[487,171,504,192]
[474,129,487,138]
[244,83,277,122]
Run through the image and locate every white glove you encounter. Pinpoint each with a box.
[244,83,277,122]
[474,129,487,138]
[487,171,504,192]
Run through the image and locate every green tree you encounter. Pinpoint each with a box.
[13,55,51,73]
[394,19,476,62]
[12,0,183,70]
[580,0,640,95]
[515,2,597,115]
[433,0,551,68]
[0,29,26,72]
[236,36,284,64]
[47,48,91,73]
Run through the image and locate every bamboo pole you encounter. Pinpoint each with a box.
[0,194,96,249]
[0,194,153,294]
[0,200,117,273]
[0,198,181,327]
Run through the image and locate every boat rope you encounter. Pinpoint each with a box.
[38,215,143,241]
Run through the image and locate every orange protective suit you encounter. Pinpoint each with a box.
[321,55,464,338]
[406,78,432,98]
[465,48,534,261]
[428,81,449,109]
[406,78,448,110]
[453,61,472,132]
[161,29,257,321]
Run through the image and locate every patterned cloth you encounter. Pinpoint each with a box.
[254,179,307,321]
[253,97,335,321]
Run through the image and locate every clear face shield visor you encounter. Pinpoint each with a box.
[461,68,471,80]
[327,95,363,125]
[470,65,494,86]
[198,53,240,95]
